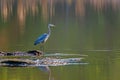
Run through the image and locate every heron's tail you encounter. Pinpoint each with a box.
[34,41,38,45]
[34,43,37,45]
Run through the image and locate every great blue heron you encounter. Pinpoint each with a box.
[34,24,55,46]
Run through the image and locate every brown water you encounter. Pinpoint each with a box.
[0,0,120,80]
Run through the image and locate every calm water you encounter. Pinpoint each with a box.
[0,0,120,80]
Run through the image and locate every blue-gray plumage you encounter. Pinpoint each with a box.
[34,24,55,45]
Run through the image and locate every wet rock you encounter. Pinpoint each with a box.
[0,51,5,56]
[0,50,43,56]
[5,53,14,56]
[14,51,25,56]
[27,50,43,56]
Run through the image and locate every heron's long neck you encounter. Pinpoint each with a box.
[48,26,51,35]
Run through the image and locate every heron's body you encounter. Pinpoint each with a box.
[34,24,55,45]
[34,33,49,45]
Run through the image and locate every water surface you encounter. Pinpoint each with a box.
[0,0,120,80]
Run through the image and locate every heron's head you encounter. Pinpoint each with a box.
[48,24,55,28]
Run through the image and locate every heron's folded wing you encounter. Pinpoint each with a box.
[34,33,48,45]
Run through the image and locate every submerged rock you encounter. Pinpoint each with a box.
[0,59,35,67]
[1,60,28,67]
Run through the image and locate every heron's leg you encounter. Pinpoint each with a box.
[40,45,42,51]
[42,45,45,52]
[40,43,45,52]
[40,45,43,51]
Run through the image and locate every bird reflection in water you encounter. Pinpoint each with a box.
[38,66,54,80]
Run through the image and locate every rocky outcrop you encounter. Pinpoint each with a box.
[0,50,43,56]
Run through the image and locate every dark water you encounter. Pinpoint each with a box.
[0,0,120,80]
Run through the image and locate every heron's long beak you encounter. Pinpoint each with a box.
[52,24,55,26]
[51,24,55,27]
